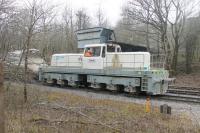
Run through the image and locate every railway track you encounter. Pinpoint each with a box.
[167,86,200,96]
[6,80,200,104]
[160,94,200,104]
[164,86,200,103]
[41,83,200,104]
[167,89,200,96]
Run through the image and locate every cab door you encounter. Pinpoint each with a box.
[82,46,104,69]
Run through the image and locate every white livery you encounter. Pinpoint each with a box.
[51,54,83,67]
[51,43,150,70]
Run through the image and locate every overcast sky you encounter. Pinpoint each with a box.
[49,0,126,26]
[17,0,200,27]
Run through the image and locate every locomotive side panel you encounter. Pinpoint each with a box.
[51,54,83,67]
[105,52,150,70]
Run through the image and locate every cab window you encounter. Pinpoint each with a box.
[107,45,115,52]
[117,47,121,52]
[84,47,101,57]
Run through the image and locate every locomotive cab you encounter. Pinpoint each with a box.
[82,44,121,69]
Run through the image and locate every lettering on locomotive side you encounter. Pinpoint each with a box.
[88,59,95,62]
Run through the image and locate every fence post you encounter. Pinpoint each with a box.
[0,62,4,133]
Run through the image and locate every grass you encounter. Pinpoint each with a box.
[4,83,200,133]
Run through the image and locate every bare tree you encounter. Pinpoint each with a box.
[124,0,198,74]
[185,17,200,74]
[0,62,4,133]
[39,5,56,64]
[125,0,172,58]
[96,5,107,27]
[19,0,55,102]
[168,0,199,74]
[63,6,76,52]
[169,0,185,74]
[0,0,15,60]
[114,9,148,46]
[0,1,15,131]
[75,9,91,30]
[145,3,150,51]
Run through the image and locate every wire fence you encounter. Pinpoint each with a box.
[150,54,166,69]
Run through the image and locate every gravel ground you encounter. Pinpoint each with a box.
[26,83,200,126]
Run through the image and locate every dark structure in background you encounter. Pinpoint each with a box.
[107,41,147,52]
[76,27,147,52]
